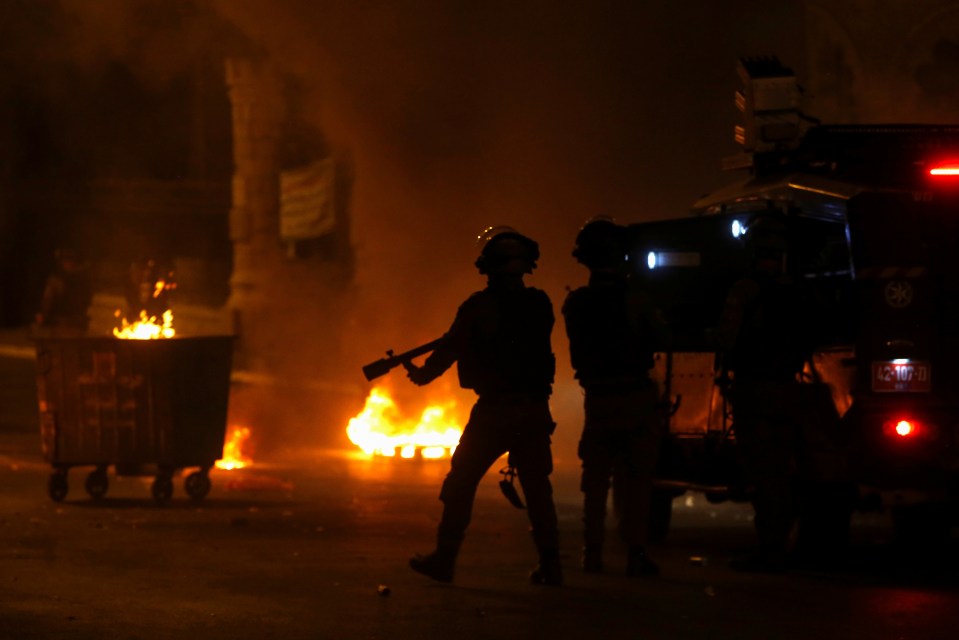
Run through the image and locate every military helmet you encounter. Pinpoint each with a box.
[475,226,540,275]
[572,216,626,269]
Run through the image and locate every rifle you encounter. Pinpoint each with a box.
[361,338,444,381]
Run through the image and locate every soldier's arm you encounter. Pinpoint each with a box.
[561,290,588,372]
[405,302,472,385]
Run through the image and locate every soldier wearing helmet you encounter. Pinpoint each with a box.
[562,217,670,577]
[717,212,821,572]
[404,226,562,586]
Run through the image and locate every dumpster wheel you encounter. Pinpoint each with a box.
[184,471,212,502]
[151,474,174,505]
[48,471,69,502]
[84,468,109,501]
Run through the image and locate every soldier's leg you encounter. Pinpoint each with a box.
[410,421,505,583]
[614,396,664,576]
[579,428,613,572]
[732,397,797,571]
[437,435,504,541]
[514,426,562,585]
[794,384,855,563]
[615,407,663,544]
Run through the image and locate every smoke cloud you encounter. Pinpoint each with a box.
[5,0,807,457]
[207,0,806,456]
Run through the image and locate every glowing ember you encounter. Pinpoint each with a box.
[113,310,175,340]
[216,426,253,470]
[347,386,462,458]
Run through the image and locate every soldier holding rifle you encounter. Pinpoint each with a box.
[369,226,562,586]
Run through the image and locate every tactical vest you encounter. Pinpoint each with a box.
[455,287,555,397]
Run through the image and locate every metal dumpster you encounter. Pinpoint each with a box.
[34,336,234,504]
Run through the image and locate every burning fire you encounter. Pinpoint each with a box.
[216,426,253,470]
[347,386,463,459]
[113,310,176,340]
[110,278,249,472]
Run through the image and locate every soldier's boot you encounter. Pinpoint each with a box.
[409,540,459,583]
[582,544,604,573]
[625,546,660,577]
[529,548,563,586]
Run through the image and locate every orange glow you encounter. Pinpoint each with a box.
[347,386,462,459]
[216,426,253,470]
[113,310,175,339]
[151,278,177,299]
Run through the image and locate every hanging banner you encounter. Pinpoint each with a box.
[279,158,335,240]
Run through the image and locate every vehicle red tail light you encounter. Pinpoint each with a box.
[894,420,915,437]
[929,165,959,176]
[882,417,935,440]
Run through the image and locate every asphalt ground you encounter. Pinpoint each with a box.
[1,335,958,640]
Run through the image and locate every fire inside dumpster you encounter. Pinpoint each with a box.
[34,311,234,504]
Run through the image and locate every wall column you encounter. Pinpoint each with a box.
[225,57,286,371]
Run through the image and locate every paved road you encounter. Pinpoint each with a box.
[1,350,957,640]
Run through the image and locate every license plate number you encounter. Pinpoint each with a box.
[872,361,931,392]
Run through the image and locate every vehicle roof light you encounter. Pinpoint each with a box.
[929,164,959,176]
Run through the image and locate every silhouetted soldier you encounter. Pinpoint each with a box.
[562,218,670,576]
[35,248,93,337]
[717,213,817,572]
[404,226,562,586]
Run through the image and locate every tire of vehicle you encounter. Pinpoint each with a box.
[649,489,676,544]
[151,475,174,505]
[48,472,68,502]
[184,471,211,502]
[84,469,109,501]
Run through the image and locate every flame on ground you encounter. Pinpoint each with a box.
[113,310,176,340]
[347,386,462,459]
[216,426,253,470]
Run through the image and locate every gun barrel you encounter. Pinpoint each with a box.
[361,358,394,382]
[361,338,444,382]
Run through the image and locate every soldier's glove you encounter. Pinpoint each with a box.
[402,360,432,386]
